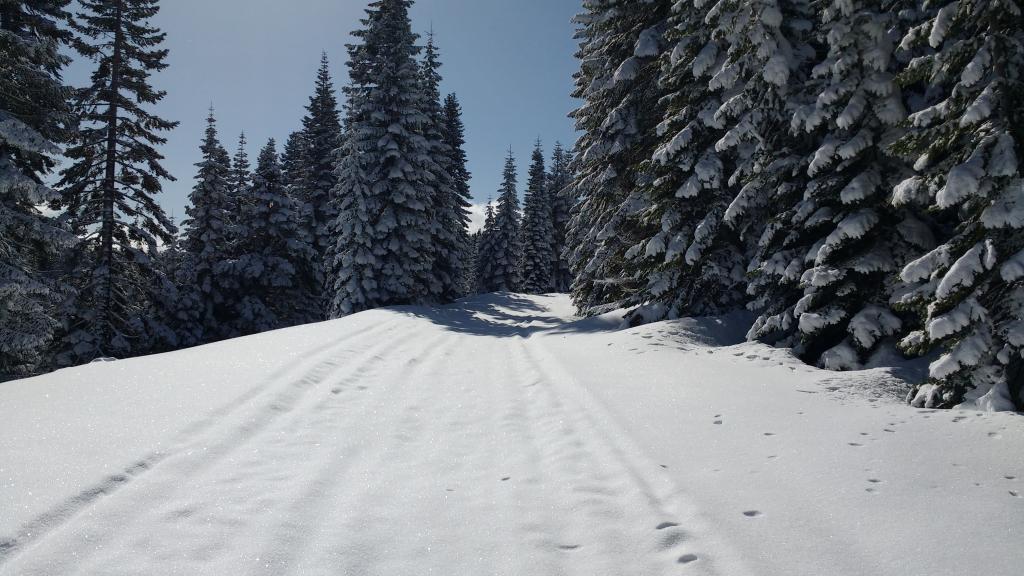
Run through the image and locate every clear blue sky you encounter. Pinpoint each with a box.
[63,0,581,228]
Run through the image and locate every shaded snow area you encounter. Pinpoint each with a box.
[1,294,1021,576]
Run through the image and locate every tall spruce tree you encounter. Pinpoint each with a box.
[327,0,437,316]
[548,142,575,292]
[300,51,342,307]
[442,93,474,297]
[893,0,1024,409]
[565,0,671,315]
[487,151,522,292]
[229,139,318,334]
[420,35,466,302]
[520,140,554,293]
[55,0,179,364]
[228,131,251,197]
[476,201,499,293]
[766,1,915,369]
[0,0,75,375]
[182,109,234,340]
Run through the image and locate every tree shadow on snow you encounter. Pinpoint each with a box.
[401,292,622,338]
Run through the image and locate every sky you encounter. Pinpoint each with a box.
[62,0,582,232]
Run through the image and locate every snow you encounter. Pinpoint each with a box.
[935,240,994,301]
[1,294,1022,576]
[929,2,960,48]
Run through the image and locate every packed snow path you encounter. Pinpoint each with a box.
[1,294,1022,576]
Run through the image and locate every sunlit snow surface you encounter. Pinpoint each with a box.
[1,293,1021,576]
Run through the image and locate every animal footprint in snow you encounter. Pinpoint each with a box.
[677,554,699,564]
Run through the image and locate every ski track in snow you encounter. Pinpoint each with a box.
[1,294,1021,576]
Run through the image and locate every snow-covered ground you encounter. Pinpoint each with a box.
[1,293,1021,576]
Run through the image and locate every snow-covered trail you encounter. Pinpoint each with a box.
[1,294,1022,576]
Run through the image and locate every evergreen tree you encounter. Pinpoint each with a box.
[281,129,309,191]
[548,142,575,292]
[55,0,179,364]
[763,0,915,369]
[442,93,474,297]
[487,151,522,292]
[327,0,437,316]
[228,131,251,197]
[476,201,499,293]
[300,51,342,306]
[464,228,480,296]
[565,0,670,314]
[520,140,554,293]
[893,0,1024,409]
[420,35,466,302]
[182,109,234,340]
[229,139,318,334]
[0,0,75,375]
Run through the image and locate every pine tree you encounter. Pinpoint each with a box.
[548,142,575,292]
[520,140,554,293]
[300,51,342,306]
[229,139,318,334]
[487,151,522,292]
[228,131,251,197]
[55,0,179,364]
[464,228,480,296]
[476,201,498,293]
[281,129,309,191]
[893,0,1024,409]
[442,93,474,297]
[181,109,234,340]
[565,0,671,315]
[759,0,915,369]
[327,0,437,316]
[420,35,466,302]
[0,0,75,375]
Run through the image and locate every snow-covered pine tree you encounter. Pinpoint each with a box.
[0,0,75,375]
[228,131,251,201]
[626,0,749,324]
[54,0,180,364]
[520,140,554,294]
[715,0,825,351]
[229,139,318,334]
[762,0,918,370]
[564,0,671,315]
[181,109,234,340]
[442,93,475,297]
[548,142,575,292]
[487,151,523,292]
[464,228,480,296]
[280,128,318,295]
[281,130,310,192]
[327,0,437,316]
[476,201,499,293]
[892,0,1024,410]
[299,52,342,307]
[420,35,466,302]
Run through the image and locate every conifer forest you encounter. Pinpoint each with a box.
[1,2,1022,575]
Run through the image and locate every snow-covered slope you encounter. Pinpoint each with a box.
[1,294,1021,576]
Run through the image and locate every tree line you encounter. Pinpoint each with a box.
[563,0,1023,410]
[1,0,577,378]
